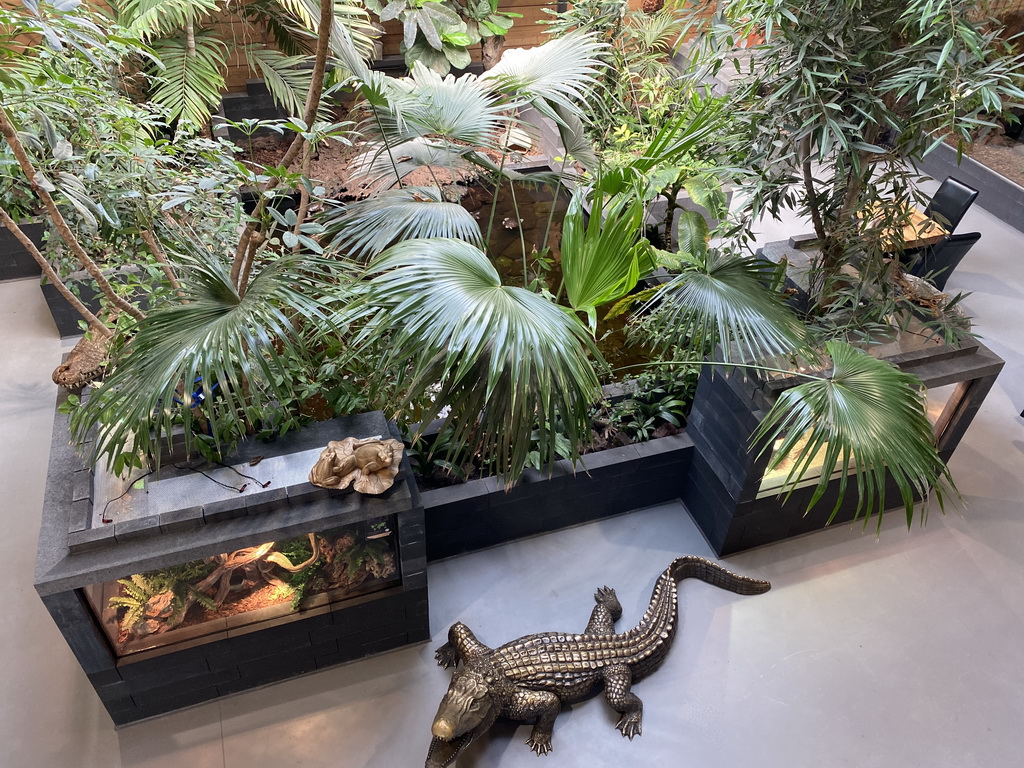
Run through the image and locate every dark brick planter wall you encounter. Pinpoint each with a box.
[0,220,43,281]
[422,433,695,562]
[40,272,152,339]
[35,405,429,725]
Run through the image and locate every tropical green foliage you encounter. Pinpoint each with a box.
[754,340,957,528]
[352,238,602,480]
[681,0,1024,308]
[114,0,378,129]
[71,250,347,469]
[364,0,520,74]
[560,190,651,331]
[0,0,972,532]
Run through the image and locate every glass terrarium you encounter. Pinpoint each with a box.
[83,516,400,657]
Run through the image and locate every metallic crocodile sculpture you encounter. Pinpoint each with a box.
[425,555,771,767]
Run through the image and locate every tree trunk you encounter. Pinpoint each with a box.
[230,0,335,289]
[481,35,505,70]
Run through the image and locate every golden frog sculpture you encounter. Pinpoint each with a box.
[308,436,404,495]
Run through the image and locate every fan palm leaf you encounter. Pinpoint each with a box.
[149,32,227,129]
[354,238,602,480]
[480,32,605,123]
[71,251,347,470]
[643,248,808,362]
[323,187,483,261]
[753,339,957,529]
[362,65,510,151]
[348,138,479,192]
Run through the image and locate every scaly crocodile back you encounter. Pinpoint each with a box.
[626,556,771,681]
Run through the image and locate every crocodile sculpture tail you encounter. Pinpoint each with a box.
[669,555,773,595]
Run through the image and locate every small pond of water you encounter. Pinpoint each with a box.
[478,176,658,381]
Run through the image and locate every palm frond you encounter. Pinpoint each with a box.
[119,0,219,40]
[323,187,483,261]
[355,238,602,480]
[481,32,605,122]
[348,138,478,191]
[149,32,227,129]
[362,65,510,151]
[246,45,318,119]
[753,340,958,529]
[71,251,347,471]
[643,248,808,362]
[271,0,379,61]
[238,0,316,56]
[561,190,648,331]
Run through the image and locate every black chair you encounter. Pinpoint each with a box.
[923,177,979,233]
[904,231,981,290]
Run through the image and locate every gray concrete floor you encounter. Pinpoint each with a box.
[3,188,1024,767]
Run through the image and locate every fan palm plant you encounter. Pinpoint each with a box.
[315,29,957,523]
[70,247,348,470]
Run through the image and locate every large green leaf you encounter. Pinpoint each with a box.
[71,251,346,470]
[560,190,648,331]
[355,238,602,480]
[644,248,808,362]
[753,339,957,529]
[323,186,483,261]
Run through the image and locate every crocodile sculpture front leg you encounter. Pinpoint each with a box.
[505,688,562,755]
[435,621,492,669]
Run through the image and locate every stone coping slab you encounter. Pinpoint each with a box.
[37,406,414,595]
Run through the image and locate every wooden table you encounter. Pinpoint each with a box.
[869,204,948,250]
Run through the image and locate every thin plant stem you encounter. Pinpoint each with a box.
[611,359,830,383]
[484,146,511,247]
[507,181,528,285]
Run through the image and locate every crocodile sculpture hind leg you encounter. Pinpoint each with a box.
[602,664,643,738]
[585,586,623,634]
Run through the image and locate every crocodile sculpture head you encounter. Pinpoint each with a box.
[425,666,501,767]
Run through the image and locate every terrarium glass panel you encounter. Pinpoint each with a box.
[83,516,400,657]
[756,432,856,499]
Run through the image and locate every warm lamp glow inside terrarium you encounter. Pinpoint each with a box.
[83,517,400,657]
[757,382,965,499]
